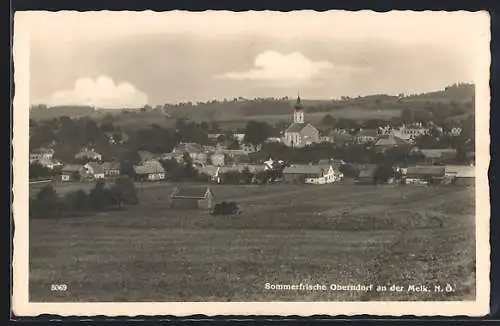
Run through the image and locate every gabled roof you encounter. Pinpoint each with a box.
[101,162,121,170]
[420,148,457,159]
[133,160,165,174]
[31,148,54,154]
[283,164,332,175]
[173,143,203,154]
[285,123,307,133]
[405,166,446,177]
[61,164,82,173]
[445,165,475,178]
[358,164,379,178]
[86,162,105,174]
[171,186,212,199]
[138,150,155,161]
[355,129,379,138]
[374,135,409,147]
[75,149,101,157]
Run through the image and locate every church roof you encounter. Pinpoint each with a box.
[285,122,308,133]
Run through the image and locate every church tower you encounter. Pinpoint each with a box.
[293,95,304,124]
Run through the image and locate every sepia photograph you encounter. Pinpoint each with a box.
[12,10,490,317]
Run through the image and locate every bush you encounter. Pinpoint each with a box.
[211,201,241,216]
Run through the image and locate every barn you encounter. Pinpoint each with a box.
[404,166,446,185]
[170,186,215,210]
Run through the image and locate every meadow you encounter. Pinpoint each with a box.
[29,183,476,302]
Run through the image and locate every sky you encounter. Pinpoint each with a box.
[19,10,489,108]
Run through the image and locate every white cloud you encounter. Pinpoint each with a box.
[47,76,149,108]
[216,51,335,81]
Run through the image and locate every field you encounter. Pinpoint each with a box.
[29,183,476,302]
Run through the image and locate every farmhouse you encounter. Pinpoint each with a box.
[170,186,215,210]
[133,159,166,181]
[283,164,341,184]
[82,162,106,180]
[354,129,379,144]
[391,123,428,142]
[283,96,320,148]
[404,166,446,185]
[445,165,475,186]
[172,143,207,163]
[74,148,102,161]
[60,164,83,182]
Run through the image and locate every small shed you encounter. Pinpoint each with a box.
[356,164,379,184]
[170,186,215,210]
[60,164,83,182]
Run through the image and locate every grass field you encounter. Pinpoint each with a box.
[29,183,476,302]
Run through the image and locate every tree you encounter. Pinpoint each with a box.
[33,185,61,217]
[110,177,139,208]
[243,120,274,149]
[63,189,90,213]
[401,108,414,123]
[320,114,337,127]
[374,165,394,184]
[89,181,113,211]
[29,162,54,180]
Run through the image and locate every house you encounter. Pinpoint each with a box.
[420,148,458,165]
[31,158,62,170]
[283,96,320,148]
[29,148,55,163]
[404,166,446,185]
[356,164,379,184]
[283,164,342,184]
[172,143,206,161]
[81,162,106,180]
[391,123,429,142]
[102,162,121,177]
[445,165,475,186]
[215,149,250,164]
[209,153,225,166]
[60,164,83,182]
[373,135,410,151]
[354,129,379,144]
[170,186,215,210]
[133,159,166,181]
[74,148,102,161]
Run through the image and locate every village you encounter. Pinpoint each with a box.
[29,94,475,213]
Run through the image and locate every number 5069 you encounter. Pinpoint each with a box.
[50,284,67,291]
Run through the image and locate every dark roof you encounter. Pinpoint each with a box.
[171,186,212,199]
[405,166,446,177]
[420,148,457,159]
[358,164,379,178]
[285,123,307,133]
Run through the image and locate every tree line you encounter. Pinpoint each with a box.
[30,177,139,219]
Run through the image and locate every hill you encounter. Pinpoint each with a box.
[29,83,475,129]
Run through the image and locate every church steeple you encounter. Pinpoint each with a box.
[293,94,304,123]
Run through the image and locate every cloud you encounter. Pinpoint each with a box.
[47,76,149,108]
[215,51,335,82]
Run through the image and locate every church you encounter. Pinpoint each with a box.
[282,96,320,148]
